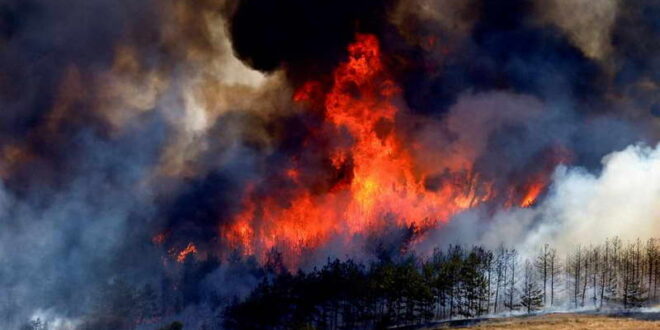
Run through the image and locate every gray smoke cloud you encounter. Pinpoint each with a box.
[0,124,164,328]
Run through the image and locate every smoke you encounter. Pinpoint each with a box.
[0,0,658,327]
[524,142,660,252]
[0,121,165,326]
[0,0,282,327]
[535,0,619,61]
[418,142,660,258]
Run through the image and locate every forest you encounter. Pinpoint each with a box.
[224,237,660,329]
[21,237,657,330]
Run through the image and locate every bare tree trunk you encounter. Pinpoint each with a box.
[544,246,548,306]
[636,239,641,289]
[486,256,492,315]
[572,247,582,309]
[653,258,660,301]
[647,239,655,304]
[549,248,557,307]
[600,239,609,309]
[509,250,517,312]
[494,246,506,314]
[581,248,588,307]
[592,248,599,307]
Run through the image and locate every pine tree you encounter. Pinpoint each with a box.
[534,244,550,306]
[603,237,623,306]
[520,260,543,314]
[622,244,648,309]
[623,278,647,308]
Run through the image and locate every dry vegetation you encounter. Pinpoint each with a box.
[432,313,660,329]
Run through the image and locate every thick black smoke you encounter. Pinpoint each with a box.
[228,0,395,81]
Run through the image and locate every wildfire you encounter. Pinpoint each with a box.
[175,243,198,263]
[221,34,561,264]
[520,181,545,207]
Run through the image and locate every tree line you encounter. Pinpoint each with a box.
[20,237,657,329]
[224,237,660,329]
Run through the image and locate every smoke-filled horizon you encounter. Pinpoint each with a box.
[0,0,658,328]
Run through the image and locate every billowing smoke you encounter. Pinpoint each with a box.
[0,0,658,328]
[417,142,660,255]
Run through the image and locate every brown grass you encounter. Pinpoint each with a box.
[432,313,660,329]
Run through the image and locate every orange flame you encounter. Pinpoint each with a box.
[222,34,502,263]
[219,34,566,266]
[520,181,545,207]
[175,243,198,263]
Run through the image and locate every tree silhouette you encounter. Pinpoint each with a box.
[520,260,543,313]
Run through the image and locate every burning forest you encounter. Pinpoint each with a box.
[0,0,659,329]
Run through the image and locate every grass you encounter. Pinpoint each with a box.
[430,313,660,329]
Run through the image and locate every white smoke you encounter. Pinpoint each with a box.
[419,142,660,257]
[28,309,81,330]
[520,142,660,254]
